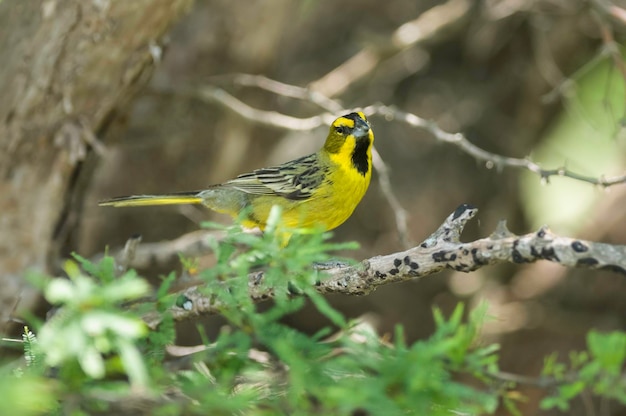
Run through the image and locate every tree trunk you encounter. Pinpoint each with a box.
[0,0,192,329]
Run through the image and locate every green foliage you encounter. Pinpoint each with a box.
[0,367,56,416]
[520,50,626,234]
[2,209,626,414]
[541,331,626,411]
[22,326,42,372]
[35,257,151,386]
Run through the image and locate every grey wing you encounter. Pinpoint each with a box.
[222,154,326,201]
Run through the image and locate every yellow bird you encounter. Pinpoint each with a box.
[100,112,374,234]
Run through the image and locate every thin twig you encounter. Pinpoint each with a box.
[486,370,563,389]
[94,229,231,270]
[371,148,410,248]
[209,74,344,113]
[117,234,142,273]
[309,0,472,97]
[592,6,626,125]
[196,85,334,130]
[191,82,626,187]
[364,104,626,187]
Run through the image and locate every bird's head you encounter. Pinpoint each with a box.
[324,112,372,152]
[323,111,374,176]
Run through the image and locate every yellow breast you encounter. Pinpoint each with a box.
[312,152,371,230]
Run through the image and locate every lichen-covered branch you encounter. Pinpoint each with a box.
[147,204,626,327]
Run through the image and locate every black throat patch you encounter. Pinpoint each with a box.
[351,137,370,176]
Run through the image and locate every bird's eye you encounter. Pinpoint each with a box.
[335,126,349,135]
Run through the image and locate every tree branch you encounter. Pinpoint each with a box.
[94,230,226,271]
[144,204,626,328]
[364,104,626,187]
[188,81,626,188]
[309,0,473,97]
[208,73,344,113]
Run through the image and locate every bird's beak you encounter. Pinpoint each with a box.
[353,117,371,139]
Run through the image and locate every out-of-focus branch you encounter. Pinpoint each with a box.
[94,230,228,270]
[590,0,626,26]
[371,149,410,247]
[364,104,626,187]
[193,83,626,187]
[542,0,626,123]
[196,85,334,130]
[592,4,626,117]
[309,0,473,97]
[144,204,626,327]
[94,228,268,277]
[208,74,344,113]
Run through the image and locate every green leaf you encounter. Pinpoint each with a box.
[116,338,149,387]
[502,395,523,416]
[0,371,57,416]
[540,395,570,411]
[560,381,586,400]
[81,311,147,339]
[79,346,105,379]
[72,253,117,283]
[44,279,76,304]
[156,272,176,301]
[101,272,151,302]
[64,260,82,280]
[307,291,346,328]
[587,331,626,372]
[22,326,41,370]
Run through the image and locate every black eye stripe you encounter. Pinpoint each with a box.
[335,125,350,134]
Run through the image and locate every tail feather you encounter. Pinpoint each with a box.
[99,192,203,207]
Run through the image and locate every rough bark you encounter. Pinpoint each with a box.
[0,0,192,329]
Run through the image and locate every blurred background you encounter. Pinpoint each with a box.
[13,0,626,414]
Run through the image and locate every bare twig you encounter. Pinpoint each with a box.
[196,85,334,130]
[95,228,265,271]
[371,149,410,248]
[117,234,142,273]
[209,74,344,113]
[486,370,562,389]
[608,4,626,25]
[542,0,626,133]
[191,81,626,188]
[0,291,24,335]
[95,230,227,270]
[364,104,626,187]
[589,0,626,26]
[592,5,626,123]
[144,204,626,327]
[309,0,472,97]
